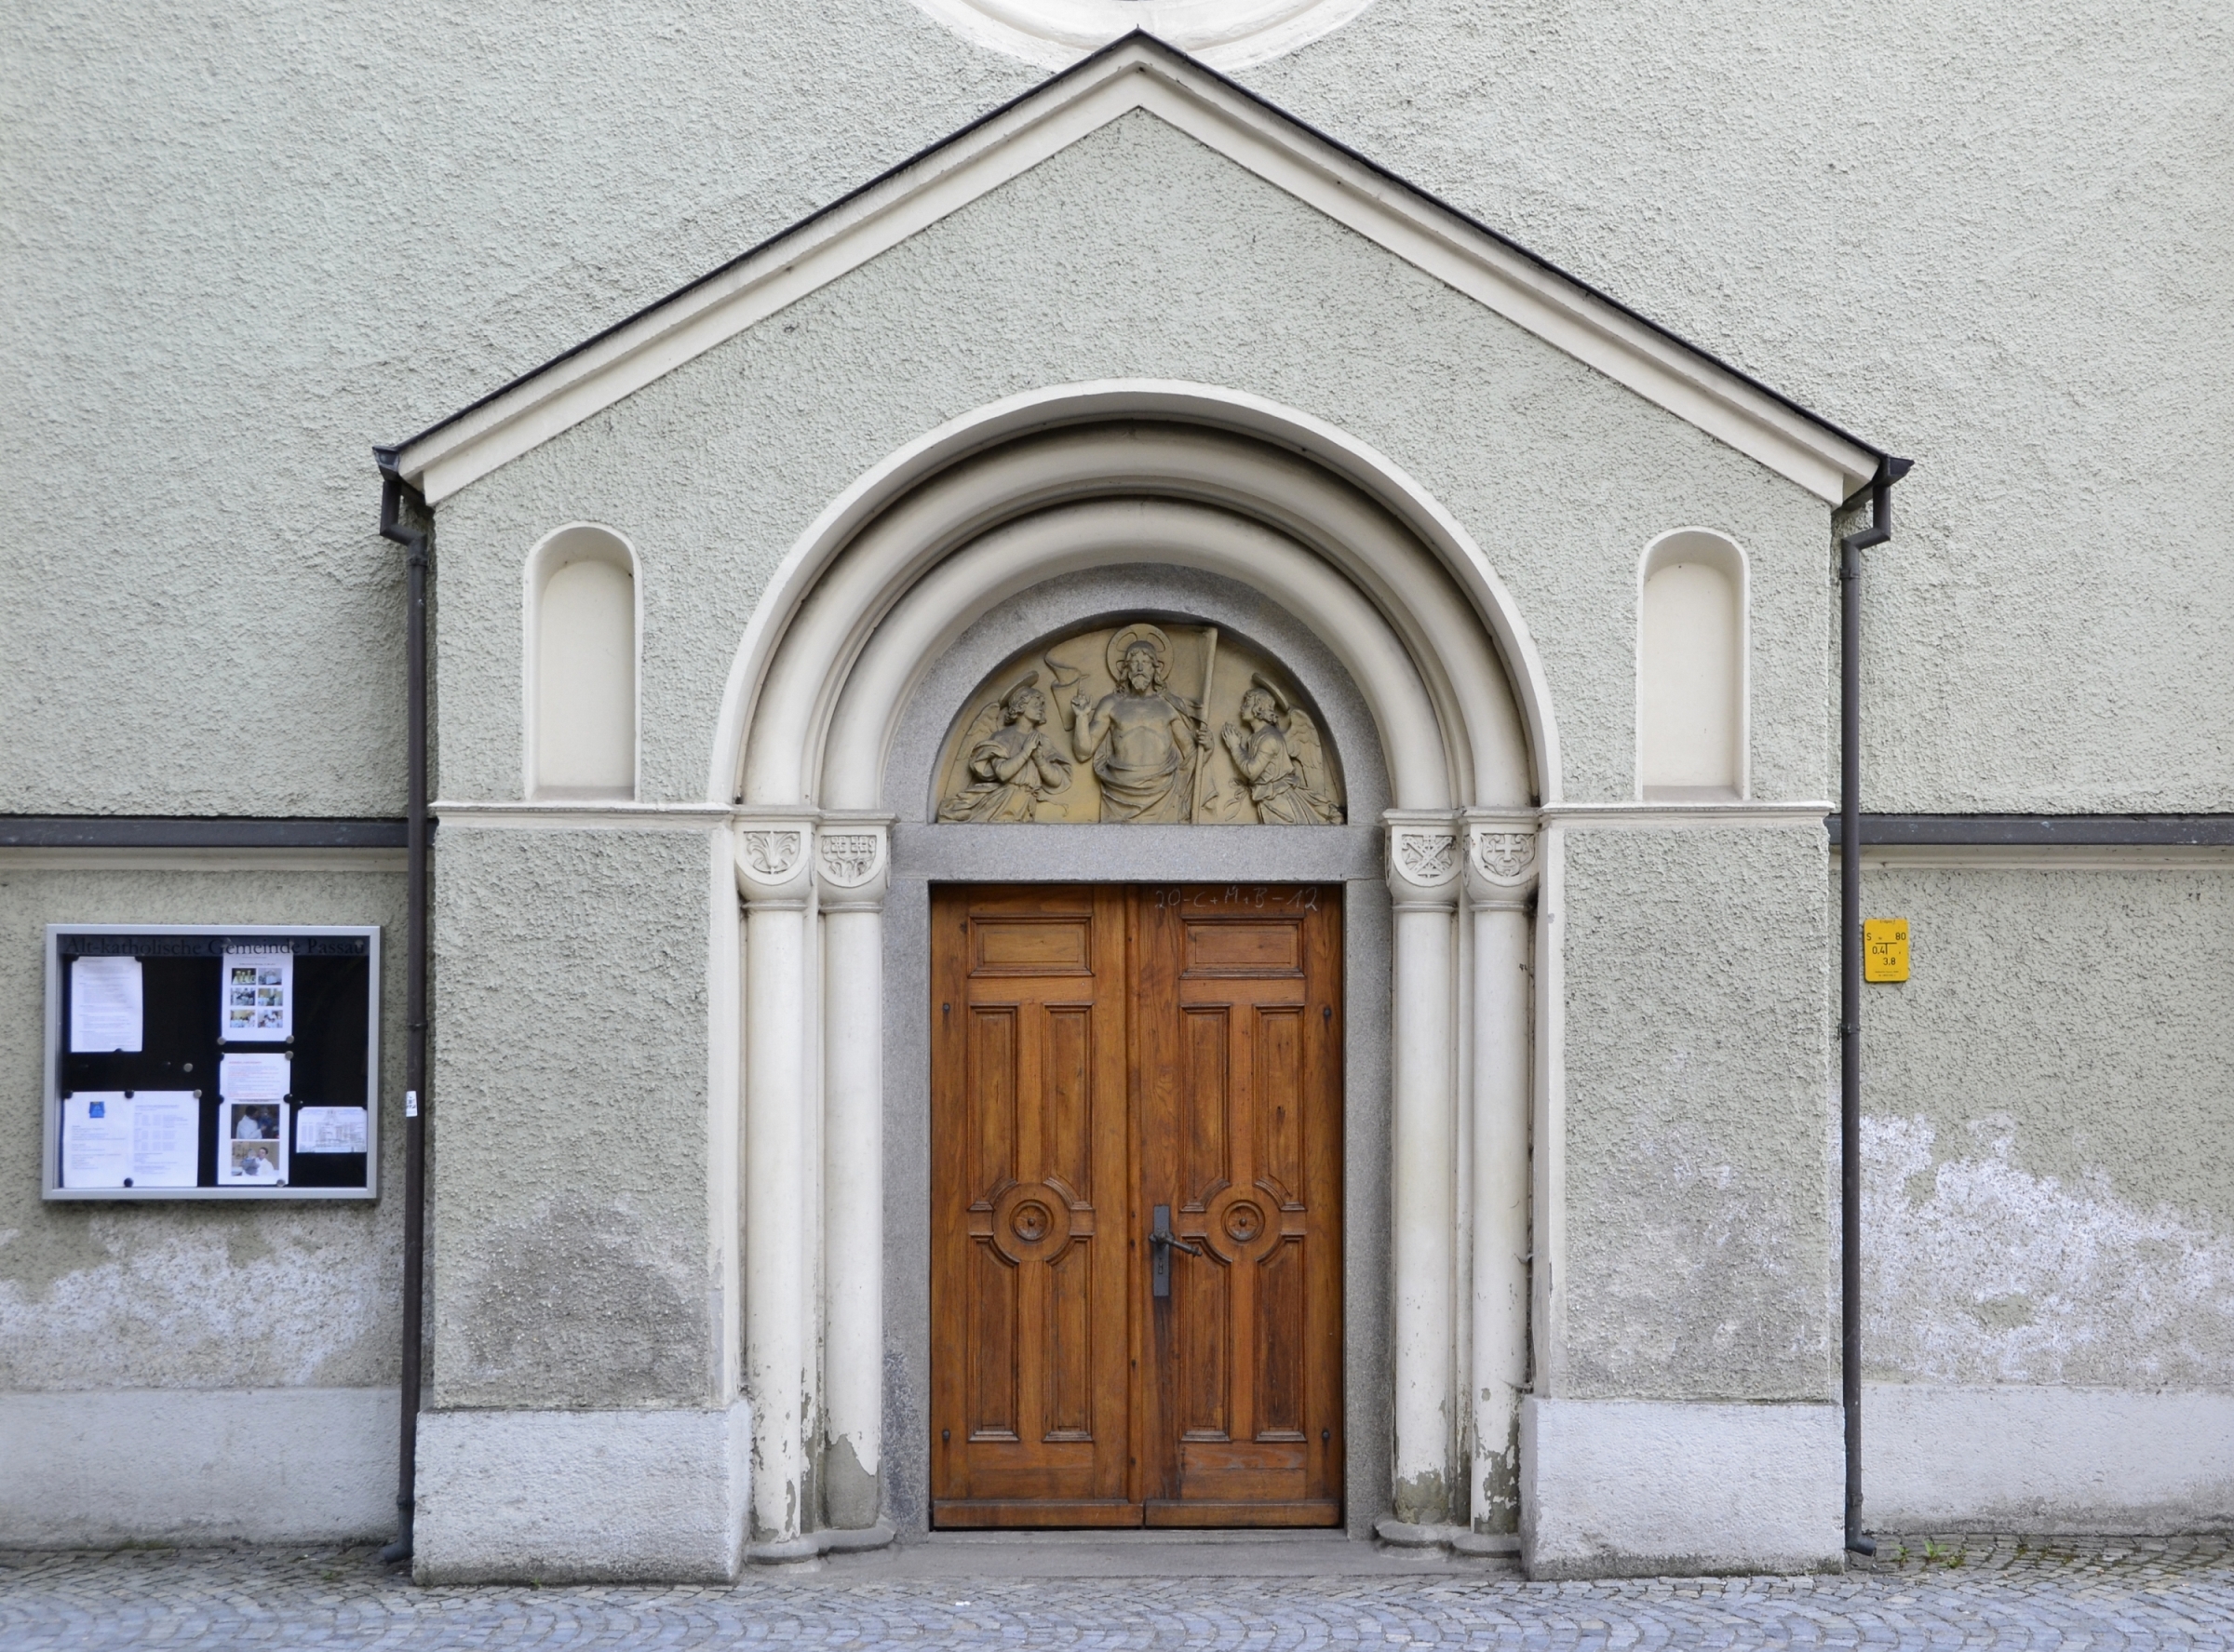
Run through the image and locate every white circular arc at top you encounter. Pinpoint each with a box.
[901,0,1378,73]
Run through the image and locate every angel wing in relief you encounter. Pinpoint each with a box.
[1220,673,1343,826]
[935,671,1073,823]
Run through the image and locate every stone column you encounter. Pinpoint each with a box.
[1385,812,1461,1524]
[1463,813,1539,1533]
[735,819,814,1545]
[814,819,890,1530]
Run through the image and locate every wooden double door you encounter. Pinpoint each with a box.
[930,883,1343,1527]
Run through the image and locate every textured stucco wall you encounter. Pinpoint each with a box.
[1856,865,2234,1390]
[429,826,720,1410]
[7,0,2230,1545]
[1557,826,1833,1401]
[6,0,2226,813]
[0,0,1035,817]
[1253,0,2234,813]
[0,862,404,1390]
[433,111,1826,810]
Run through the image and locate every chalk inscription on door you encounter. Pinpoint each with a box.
[930,883,1343,1527]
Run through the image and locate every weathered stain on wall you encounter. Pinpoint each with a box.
[429,826,717,1410]
[443,1197,709,1410]
[0,866,405,1390]
[1865,1113,2234,1387]
[1559,826,1835,1402]
[1857,865,2234,1388]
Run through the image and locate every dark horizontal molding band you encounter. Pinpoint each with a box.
[8,813,2227,851]
[0,816,410,850]
[1827,813,2234,848]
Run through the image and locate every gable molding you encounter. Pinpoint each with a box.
[393,36,1882,507]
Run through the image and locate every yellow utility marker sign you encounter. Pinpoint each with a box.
[1864,919,1910,982]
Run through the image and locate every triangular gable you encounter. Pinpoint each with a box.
[390,34,1887,506]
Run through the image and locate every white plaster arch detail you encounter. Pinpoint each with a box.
[523,521,641,800]
[822,501,1449,810]
[720,384,1551,1550]
[1634,526,1750,801]
[900,5,1376,74]
[711,381,1562,811]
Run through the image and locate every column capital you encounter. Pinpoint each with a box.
[814,816,894,911]
[1461,810,1541,910]
[1383,810,1461,909]
[733,816,815,908]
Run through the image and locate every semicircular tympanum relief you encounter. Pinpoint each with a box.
[934,620,1344,826]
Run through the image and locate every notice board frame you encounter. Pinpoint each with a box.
[42,923,382,1202]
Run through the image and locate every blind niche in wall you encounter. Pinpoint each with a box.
[43,925,381,1202]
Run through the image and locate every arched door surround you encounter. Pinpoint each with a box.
[717,383,1554,1549]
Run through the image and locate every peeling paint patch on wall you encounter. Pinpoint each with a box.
[0,1215,395,1390]
[1864,1114,2234,1388]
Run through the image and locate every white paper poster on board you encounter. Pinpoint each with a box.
[296,1106,368,1154]
[130,1094,200,1187]
[219,1053,289,1102]
[221,948,293,1042]
[62,1092,199,1189]
[61,1095,130,1188]
[70,957,144,1053]
[218,1099,289,1185]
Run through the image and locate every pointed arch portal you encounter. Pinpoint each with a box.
[719,383,1556,1547]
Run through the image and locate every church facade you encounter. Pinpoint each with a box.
[3,3,2228,1583]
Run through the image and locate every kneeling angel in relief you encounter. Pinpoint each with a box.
[1221,675,1342,826]
[936,672,1074,823]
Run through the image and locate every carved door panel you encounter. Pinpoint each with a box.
[931,885,1135,1525]
[930,883,1341,1528]
[1136,885,1343,1526]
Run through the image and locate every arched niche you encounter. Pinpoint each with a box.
[524,523,639,799]
[1636,528,1748,800]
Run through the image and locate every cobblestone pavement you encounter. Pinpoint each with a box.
[2,1533,2229,1650]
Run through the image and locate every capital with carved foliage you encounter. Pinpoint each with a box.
[1461,811,1540,910]
[1383,810,1462,910]
[733,816,815,909]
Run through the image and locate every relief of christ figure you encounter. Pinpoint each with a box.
[1063,625,1208,823]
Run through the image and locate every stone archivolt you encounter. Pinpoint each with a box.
[935,619,1343,826]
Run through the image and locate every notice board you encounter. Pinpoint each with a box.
[42,925,381,1202]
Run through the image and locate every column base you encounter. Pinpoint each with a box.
[416,1400,751,1583]
[1520,1397,1842,1578]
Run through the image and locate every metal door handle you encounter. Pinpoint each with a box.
[1150,1202,1199,1299]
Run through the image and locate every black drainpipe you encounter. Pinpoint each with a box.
[374,451,431,1566]
[1837,453,1910,1558]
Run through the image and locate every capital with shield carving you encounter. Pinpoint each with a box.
[813,816,893,912]
[1461,810,1540,911]
[1383,810,1462,910]
[733,815,816,909]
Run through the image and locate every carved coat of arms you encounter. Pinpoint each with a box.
[816,832,881,887]
[1471,830,1536,883]
[1394,830,1457,883]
